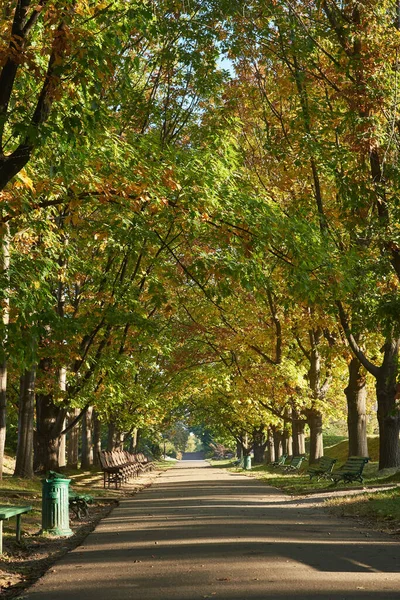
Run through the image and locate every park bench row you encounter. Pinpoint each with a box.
[98,450,154,488]
[271,454,369,484]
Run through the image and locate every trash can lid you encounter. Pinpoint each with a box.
[45,470,71,481]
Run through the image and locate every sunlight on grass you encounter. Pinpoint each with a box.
[327,488,400,529]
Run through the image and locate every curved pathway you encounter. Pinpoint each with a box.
[24,461,400,599]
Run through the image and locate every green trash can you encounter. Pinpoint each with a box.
[41,471,73,537]
[243,456,252,470]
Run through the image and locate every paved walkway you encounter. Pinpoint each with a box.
[24,460,400,599]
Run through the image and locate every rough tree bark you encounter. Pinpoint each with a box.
[34,391,66,473]
[14,369,35,478]
[282,427,293,456]
[266,428,275,464]
[305,407,324,464]
[272,428,283,459]
[107,422,117,451]
[292,408,306,456]
[67,408,79,469]
[338,303,400,468]
[81,406,93,469]
[252,427,268,464]
[0,223,10,479]
[375,339,400,468]
[345,357,368,457]
[93,410,101,466]
[236,441,243,460]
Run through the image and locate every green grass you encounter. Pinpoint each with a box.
[322,436,379,463]
[327,487,400,531]
[209,437,395,495]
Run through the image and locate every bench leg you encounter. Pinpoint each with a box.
[16,514,21,543]
[0,520,2,554]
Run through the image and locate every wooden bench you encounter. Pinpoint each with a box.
[136,452,154,472]
[98,450,154,488]
[0,504,32,554]
[98,452,124,489]
[307,456,337,481]
[271,454,288,468]
[283,455,305,472]
[331,456,369,485]
[69,491,93,520]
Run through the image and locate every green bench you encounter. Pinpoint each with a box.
[307,456,337,481]
[331,456,369,485]
[283,455,305,472]
[271,454,288,468]
[69,491,93,520]
[0,504,32,554]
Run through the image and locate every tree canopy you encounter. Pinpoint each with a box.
[1,0,399,476]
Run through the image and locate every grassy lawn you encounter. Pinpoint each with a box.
[327,487,400,531]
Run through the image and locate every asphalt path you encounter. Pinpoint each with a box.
[24,460,400,599]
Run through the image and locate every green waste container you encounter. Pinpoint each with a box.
[243,456,252,470]
[41,471,73,537]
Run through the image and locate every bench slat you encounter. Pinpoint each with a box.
[0,505,32,519]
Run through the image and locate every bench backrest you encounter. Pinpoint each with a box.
[318,456,337,470]
[338,456,369,473]
[99,451,112,469]
[289,456,304,468]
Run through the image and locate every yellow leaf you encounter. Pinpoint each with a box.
[16,169,35,191]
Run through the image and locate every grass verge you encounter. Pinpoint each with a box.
[327,487,400,534]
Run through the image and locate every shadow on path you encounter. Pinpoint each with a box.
[24,463,400,600]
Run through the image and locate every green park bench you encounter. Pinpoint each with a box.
[271,454,288,468]
[283,455,305,472]
[0,504,32,554]
[307,456,337,481]
[331,456,369,485]
[69,491,93,520]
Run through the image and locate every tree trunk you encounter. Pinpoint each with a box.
[292,408,306,456]
[14,369,35,478]
[273,429,283,458]
[58,368,67,468]
[117,431,124,450]
[130,428,138,453]
[34,392,66,473]
[58,419,66,468]
[107,422,117,451]
[93,410,101,466]
[81,406,93,469]
[0,222,10,479]
[282,428,292,456]
[266,429,275,463]
[345,357,368,457]
[253,428,267,464]
[236,440,242,459]
[135,428,140,451]
[375,338,400,469]
[306,407,324,464]
[67,408,79,469]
